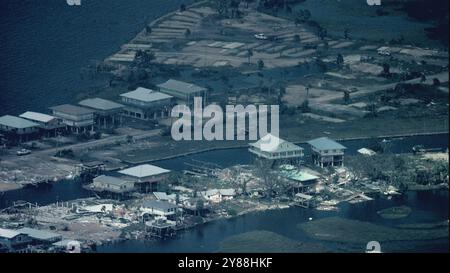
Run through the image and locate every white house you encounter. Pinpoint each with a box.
[200,189,236,203]
[140,200,178,217]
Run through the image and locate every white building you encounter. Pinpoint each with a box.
[200,189,236,203]
[249,133,304,163]
[118,164,171,193]
[50,104,95,134]
[140,200,178,217]
[19,111,64,137]
[120,87,173,120]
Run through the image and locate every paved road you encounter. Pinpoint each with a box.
[1,128,161,164]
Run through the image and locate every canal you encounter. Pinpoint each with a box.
[0,133,448,252]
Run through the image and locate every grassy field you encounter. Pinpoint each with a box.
[298,217,449,244]
[292,0,442,48]
[219,230,327,253]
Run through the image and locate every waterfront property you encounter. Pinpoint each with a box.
[307,137,346,168]
[140,200,178,218]
[249,133,304,164]
[157,79,207,106]
[120,87,173,120]
[50,104,95,134]
[78,98,124,128]
[118,164,171,193]
[90,175,135,197]
[279,165,320,194]
[19,111,64,137]
[0,115,39,143]
[0,228,32,252]
[16,228,62,245]
[200,189,236,203]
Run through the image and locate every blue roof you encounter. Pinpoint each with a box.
[307,137,346,150]
[0,115,39,129]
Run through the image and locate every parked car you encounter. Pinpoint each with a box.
[254,33,267,40]
[16,149,31,156]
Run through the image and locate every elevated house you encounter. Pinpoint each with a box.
[118,164,171,193]
[78,98,124,128]
[89,175,135,198]
[0,228,32,252]
[0,115,39,143]
[50,104,95,134]
[120,87,173,120]
[279,165,319,194]
[307,137,346,168]
[157,79,207,106]
[249,133,304,165]
[140,200,178,218]
[200,189,236,203]
[17,228,62,245]
[19,111,64,137]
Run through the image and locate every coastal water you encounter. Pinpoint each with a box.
[0,0,192,116]
[0,0,448,253]
[97,190,449,253]
[0,133,448,252]
[1,133,447,208]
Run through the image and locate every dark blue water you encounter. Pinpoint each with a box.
[0,0,191,116]
[97,190,448,253]
[1,133,447,208]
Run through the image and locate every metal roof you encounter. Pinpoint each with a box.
[19,111,56,123]
[157,79,206,94]
[0,228,22,239]
[93,175,130,186]
[17,228,61,241]
[78,98,124,111]
[50,104,95,116]
[118,164,170,178]
[142,200,177,210]
[250,133,303,153]
[0,115,39,129]
[120,87,173,102]
[307,137,346,150]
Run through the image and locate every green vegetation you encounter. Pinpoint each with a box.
[347,153,448,190]
[377,206,412,220]
[298,217,449,244]
[219,230,327,253]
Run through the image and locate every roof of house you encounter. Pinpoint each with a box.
[142,200,177,211]
[118,164,170,178]
[78,98,124,111]
[201,188,236,197]
[19,111,56,123]
[307,137,346,150]
[50,104,95,116]
[93,175,130,186]
[17,228,61,241]
[0,115,39,129]
[153,192,189,202]
[120,87,173,102]
[250,133,303,153]
[0,228,22,239]
[157,79,206,94]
